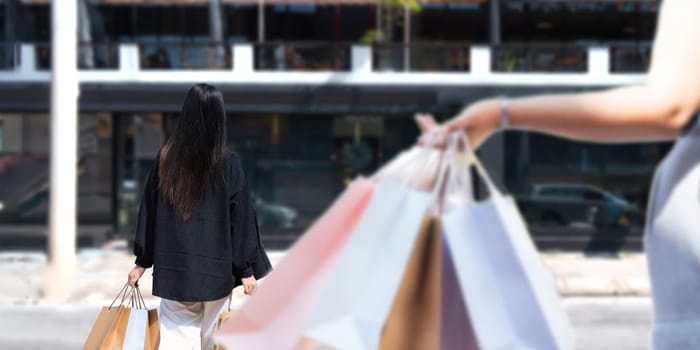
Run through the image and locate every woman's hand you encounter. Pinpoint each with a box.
[416,99,500,150]
[241,275,257,295]
[128,265,146,287]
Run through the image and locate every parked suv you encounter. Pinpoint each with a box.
[515,183,642,228]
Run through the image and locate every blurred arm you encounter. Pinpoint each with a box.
[456,0,700,143]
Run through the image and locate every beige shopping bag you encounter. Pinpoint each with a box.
[100,306,132,350]
[84,284,159,350]
[145,308,160,350]
[379,215,442,350]
[214,294,234,350]
[83,284,133,350]
[83,305,125,350]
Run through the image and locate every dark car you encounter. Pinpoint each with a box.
[516,183,642,228]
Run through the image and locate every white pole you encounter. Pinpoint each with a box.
[47,0,79,300]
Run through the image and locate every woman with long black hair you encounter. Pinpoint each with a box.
[127,83,271,349]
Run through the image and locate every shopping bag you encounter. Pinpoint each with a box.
[84,285,132,350]
[303,180,427,350]
[304,145,444,350]
[441,236,478,350]
[122,308,148,350]
[100,307,132,350]
[215,178,374,349]
[217,295,234,331]
[83,306,124,350]
[145,308,160,350]
[379,215,442,350]
[213,295,233,350]
[132,286,159,350]
[442,134,574,350]
[380,137,477,350]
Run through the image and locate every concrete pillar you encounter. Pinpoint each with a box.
[588,46,610,77]
[47,0,79,300]
[119,44,140,74]
[19,44,36,73]
[470,46,491,76]
[233,45,254,73]
[351,45,372,73]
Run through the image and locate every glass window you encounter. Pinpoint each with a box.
[0,114,49,224]
[114,112,165,233]
[584,189,604,201]
[0,4,5,40]
[224,113,417,248]
[501,1,658,43]
[0,113,113,225]
[415,4,489,43]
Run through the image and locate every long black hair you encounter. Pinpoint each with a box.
[159,83,227,221]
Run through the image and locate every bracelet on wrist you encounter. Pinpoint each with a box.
[499,96,510,129]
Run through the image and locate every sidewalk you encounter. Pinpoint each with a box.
[0,246,650,307]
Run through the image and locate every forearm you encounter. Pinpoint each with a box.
[503,85,696,143]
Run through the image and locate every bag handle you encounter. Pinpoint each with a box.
[397,132,444,188]
[428,132,460,213]
[133,286,147,310]
[108,284,131,309]
[371,132,445,188]
[452,131,500,202]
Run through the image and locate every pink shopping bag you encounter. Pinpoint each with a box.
[215,178,374,349]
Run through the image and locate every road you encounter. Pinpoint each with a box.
[0,297,652,350]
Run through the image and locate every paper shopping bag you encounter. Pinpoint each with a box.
[441,235,478,350]
[215,178,374,349]
[83,306,125,350]
[442,149,574,350]
[145,308,160,350]
[304,182,432,350]
[100,306,131,350]
[84,285,136,350]
[122,308,148,350]
[379,215,442,350]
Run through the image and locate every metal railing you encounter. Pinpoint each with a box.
[34,42,120,70]
[491,44,588,73]
[139,42,232,70]
[373,43,471,72]
[609,44,652,73]
[0,41,653,78]
[254,42,351,71]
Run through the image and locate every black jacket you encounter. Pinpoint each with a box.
[133,151,272,302]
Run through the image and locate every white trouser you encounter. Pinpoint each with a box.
[158,294,230,350]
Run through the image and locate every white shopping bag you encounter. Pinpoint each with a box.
[442,137,574,350]
[122,308,148,350]
[304,148,443,350]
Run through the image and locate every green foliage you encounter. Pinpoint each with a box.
[382,0,421,13]
[359,30,383,45]
[359,0,421,44]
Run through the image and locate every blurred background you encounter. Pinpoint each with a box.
[0,1,663,349]
[0,0,662,252]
